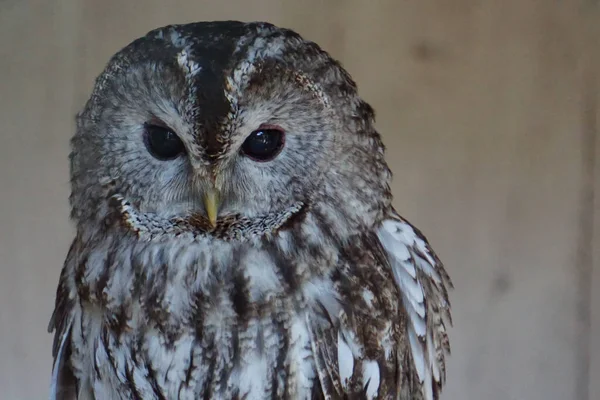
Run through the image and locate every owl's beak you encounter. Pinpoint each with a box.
[203,189,219,228]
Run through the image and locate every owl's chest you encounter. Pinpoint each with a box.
[72,288,324,400]
[69,235,346,398]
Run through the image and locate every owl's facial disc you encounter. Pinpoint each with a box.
[139,111,294,231]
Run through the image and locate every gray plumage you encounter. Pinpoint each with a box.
[48,21,453,400]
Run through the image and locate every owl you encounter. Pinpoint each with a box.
[48,21,452,400]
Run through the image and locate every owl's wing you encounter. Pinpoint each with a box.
[376,211,453,400]
[308,211,452,400]
[48,242,78,400]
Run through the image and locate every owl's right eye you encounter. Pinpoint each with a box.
[144,124,185,160]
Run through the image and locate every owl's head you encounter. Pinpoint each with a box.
[70,21,392,241]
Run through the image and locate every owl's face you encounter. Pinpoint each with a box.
[70,22,391,239]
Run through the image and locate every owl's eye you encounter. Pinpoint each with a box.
[144,124,185,160]
[241,127,285,162]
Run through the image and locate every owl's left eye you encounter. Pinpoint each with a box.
[241,127,285,162]
[144,124,185,160]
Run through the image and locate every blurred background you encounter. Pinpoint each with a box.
[1,1,598,399]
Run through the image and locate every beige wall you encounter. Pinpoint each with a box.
[1,1,598,399]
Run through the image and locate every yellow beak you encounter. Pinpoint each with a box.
[203,189,219,228]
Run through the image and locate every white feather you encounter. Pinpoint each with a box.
[391,260,426,318]
[303,277,342,322]
[337,331,354,387]
[49,318,73,400]
[390,259,422,301]
[176,49,202,77]
[235,354,268,399]
[361,289,375,308]
[378,228,415,277]
[361,360,380,399]
[243,249,282,301]
[408,328,425,380]
[288,314,316,397]
[408,307,427,337]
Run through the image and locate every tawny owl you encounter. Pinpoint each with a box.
[48,21,452,400]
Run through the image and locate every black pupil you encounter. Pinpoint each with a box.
[241,129,284,161]
[145,125,184,160]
